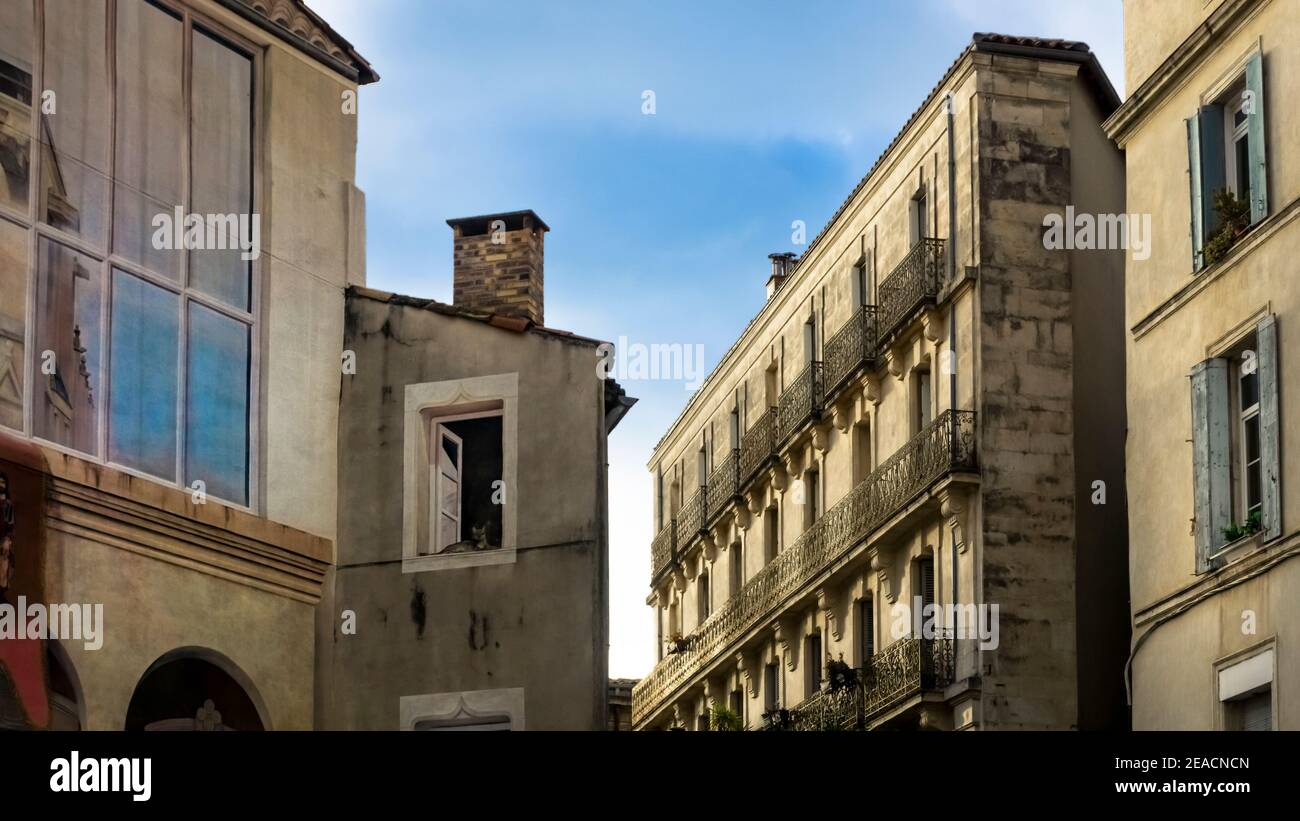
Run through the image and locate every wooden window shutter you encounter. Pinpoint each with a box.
[1191,358,1232,571]
[1257,315,1281,539]
[1245,52,1269,224]
[1186,115,1204,270]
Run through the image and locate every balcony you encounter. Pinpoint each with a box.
[775,638,955,731]
[823,305,880,400]
[739,407,778,486]
[776,362,824,446]
[632,409,976,727]
[706,449,740,526]
[650,521,676,583]
[876,238,946,342]
[674,489,707,552]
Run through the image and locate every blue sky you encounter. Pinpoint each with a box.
[308,0,1124,678]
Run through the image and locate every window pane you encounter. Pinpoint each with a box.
[0,218,26,430]
[41,0,110,245]
[185,302,249,504]
[1240,367,1259,409]
[109,269,178,479]
[113,0,183,280]
[34,238,101,453]
[0,0,34,213]
[190,30,252,310]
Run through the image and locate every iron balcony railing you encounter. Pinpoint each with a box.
[632,409,976,726]
[739,407,778,486]
[877,238,946,343]
[776,362,824,446]
[823,305,880,400]
[674,488,707,550]
[706,449,741,525]
[775,638,955,731]
[650,520,676,583]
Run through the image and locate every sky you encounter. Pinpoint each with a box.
[306,0,1125,679]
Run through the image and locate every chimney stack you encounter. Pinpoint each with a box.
[766,252,797,300]
[447,210,549,325]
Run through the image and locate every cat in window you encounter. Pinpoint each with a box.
[441,523,494,554]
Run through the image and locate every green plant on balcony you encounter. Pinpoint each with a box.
[1203,188,1251,266]
[710,704,744,731]
[825,655,858,693]
[1222,509,1263,544]
[666,633,692,655]
[760,708,791,730]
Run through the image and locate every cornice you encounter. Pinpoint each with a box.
[217,0,379,84]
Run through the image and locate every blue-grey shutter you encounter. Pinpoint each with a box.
[1257,315,1280,539]
[1198,105,1227,236]
[1187,115,1205,271]
[1191,358,1231,571]
[1245,52,1269,223]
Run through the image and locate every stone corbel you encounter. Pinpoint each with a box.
[733,505,751,532]
[684,552,702,581]
[884,345,906,381]
[781,448,802,479]
[862,375,882,405]
[870,548,895,604]
[939,486,971,554]
[816,587,842,642]
[736,651,757,698]
[700,533,718,563]
[771,620,797,672]
[922,306,947,343]
[811,422,831,454]
[672,702,689,728]
[768,463,788,492]
[672,567,687,593]
[747,485,766,517]
[831,399,854,433]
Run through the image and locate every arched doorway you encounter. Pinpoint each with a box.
[47,641,84,730]
[125,648,268,731]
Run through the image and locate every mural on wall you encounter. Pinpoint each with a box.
[0,434,50,729]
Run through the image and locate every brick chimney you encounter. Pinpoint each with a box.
[447,210,549,325]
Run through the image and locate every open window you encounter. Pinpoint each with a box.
[1187,51,1268,270]
[427,411,503,554]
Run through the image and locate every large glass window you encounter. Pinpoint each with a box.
[0,0,258,508]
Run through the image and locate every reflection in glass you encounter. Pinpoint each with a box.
[41,0,110,245]
[109,270,178,480]
[0,1,34,213]
[34,239,102,454]
[0,218,27,430]
[186,302,249,505]
[191,30,253,310]
[113,0,183,279]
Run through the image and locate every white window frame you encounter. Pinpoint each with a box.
[400,687,525,731]
[1214,644,1275,731]
[403,372,518,573]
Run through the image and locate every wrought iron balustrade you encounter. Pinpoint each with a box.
[632,409,976,726]
[651,520,676,582]
[784,685,862,731]
[674,489,706,549]
[823,306,880,399]
[861,637,954,720]
[776,362,824,445]
[706,450,740,524]
[876,238,946,342]
[739,407,778,486]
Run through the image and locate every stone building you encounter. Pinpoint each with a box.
[319,210,634,730]
[1104,0,1297,730]
[0,0,373,730]
[607,678,636,731]
[634,33,1131,731]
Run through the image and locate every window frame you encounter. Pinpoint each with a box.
[0,0,264,512]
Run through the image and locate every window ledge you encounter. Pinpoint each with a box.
[402,547,517,574]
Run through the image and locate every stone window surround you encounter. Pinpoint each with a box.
[402,372,518,574]
[399,687,525,731]
[1214,641,1274,730]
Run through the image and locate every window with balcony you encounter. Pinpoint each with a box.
[913,368,933,434]
[910,185,929,245]
[1191,316,1280,570]
[764,503,779,562]
[697,569,710,625]
[763,662,779,712]
[806,632,823,694]
[729,688,743,726]
[858,596,875,665]
[802,466,820,529]
[852,419,872,484]
[1187,51,1268,271]
[730,539,743,596]
[0,0,257,507]
[914,556,935,620]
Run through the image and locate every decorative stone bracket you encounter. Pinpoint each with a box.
[922,306,947,343]
[939,486,971,554]
[771,620,798,672]
[816,586,843,642]
[870,547,896,604]
[736,651,758,698]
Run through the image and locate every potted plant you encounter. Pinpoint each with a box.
[1221,509,1263,545]
[1203,189,1252,266]
[710,704,744,731]
[825,655,857,693]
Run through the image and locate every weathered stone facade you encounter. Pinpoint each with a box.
[634,34,1130,731]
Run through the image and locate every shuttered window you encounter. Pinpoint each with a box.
[1186,52,1268,271]
[860,597,875,663]
[1191,315,1280,572]
[807,633,823,694]
[1239,691,1272,731]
